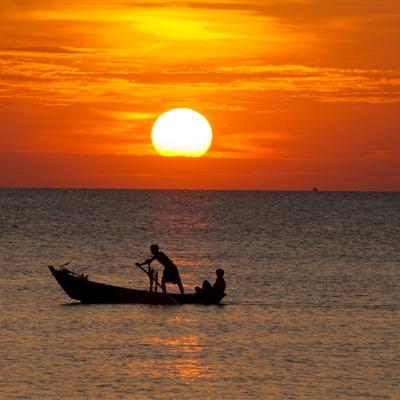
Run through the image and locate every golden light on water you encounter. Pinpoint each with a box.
[127,334,215,379]
[151,108,212,157]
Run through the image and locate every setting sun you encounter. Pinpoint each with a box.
[151,108,212,158]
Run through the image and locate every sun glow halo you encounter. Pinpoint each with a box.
[152,108,212,157]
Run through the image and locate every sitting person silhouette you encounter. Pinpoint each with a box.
[195,268,226,297]
[137,244,184,295]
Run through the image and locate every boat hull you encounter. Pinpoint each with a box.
[49,266,225,305]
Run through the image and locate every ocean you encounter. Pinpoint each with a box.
[0,189,399,399]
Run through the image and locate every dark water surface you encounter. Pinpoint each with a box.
[1,189,399,399]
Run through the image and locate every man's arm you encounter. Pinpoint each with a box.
[138,256,155,266]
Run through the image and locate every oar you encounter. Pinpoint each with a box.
[134,262,180,305]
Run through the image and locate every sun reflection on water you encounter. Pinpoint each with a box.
[127,334,216,380]
[151,335,202,354]
[166,315,195,325]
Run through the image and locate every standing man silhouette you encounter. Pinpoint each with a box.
[138,245,184,295]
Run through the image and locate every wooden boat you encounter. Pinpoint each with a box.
[49,266,225,305]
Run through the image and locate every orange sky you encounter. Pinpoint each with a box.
[1,0,399,190]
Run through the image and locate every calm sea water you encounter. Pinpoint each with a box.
[0,189,399,399]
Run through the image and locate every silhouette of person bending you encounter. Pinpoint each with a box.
[138,244,184,295]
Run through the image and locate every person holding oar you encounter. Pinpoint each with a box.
[136,244,184,295]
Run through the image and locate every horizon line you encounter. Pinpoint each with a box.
[0,186,399,193]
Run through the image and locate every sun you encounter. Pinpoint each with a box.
[151,108,212,157]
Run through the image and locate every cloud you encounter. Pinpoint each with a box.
[367,150,400,160]
[1,46,89,54]
[2,48,399,105]
[211,130,293,159]
[210,65,400,104]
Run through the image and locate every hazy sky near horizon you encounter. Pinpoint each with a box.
[1,0,399,189]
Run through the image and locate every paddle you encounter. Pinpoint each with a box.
[134,262,180,305]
